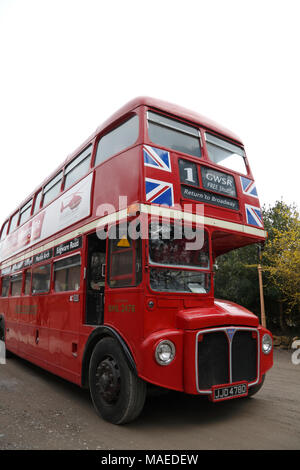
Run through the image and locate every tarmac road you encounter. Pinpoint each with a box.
[0,348,299,450]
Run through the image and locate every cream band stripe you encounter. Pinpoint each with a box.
[0,205,266,270]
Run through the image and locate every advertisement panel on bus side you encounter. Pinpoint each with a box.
[0,173,92,263]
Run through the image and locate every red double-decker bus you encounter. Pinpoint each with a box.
[0,97,273,424]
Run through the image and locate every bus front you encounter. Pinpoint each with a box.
[137,100,273,402]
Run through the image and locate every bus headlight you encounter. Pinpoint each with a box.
[262,334,272,355]
[155,340,176,366]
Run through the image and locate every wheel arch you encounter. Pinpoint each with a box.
[81,326,137,388]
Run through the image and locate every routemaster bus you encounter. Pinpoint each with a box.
[0,97,273,424]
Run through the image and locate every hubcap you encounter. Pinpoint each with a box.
[96,356,121,404]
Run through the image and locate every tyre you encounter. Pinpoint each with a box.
[89,337,146,424]
[248,375,265,397]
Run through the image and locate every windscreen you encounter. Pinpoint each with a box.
[206,133,247,175]
[148,111,201,158]
[149,222,210,294]
[149,222,209,269]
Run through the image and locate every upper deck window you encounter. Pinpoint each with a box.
[95,115,139,166]
[147,111,201,158]
[42,171,63,207]
[8,212,19,234]
[33,190,42,215]
[0,221,8,241]
[64,145,92,190]
[19,199,32,226]
[205,133,247,175]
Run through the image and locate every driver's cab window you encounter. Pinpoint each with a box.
[108,222,142,288]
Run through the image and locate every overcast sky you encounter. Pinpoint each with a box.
[0,0,299,225]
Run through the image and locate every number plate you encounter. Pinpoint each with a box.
[212,382,248,402]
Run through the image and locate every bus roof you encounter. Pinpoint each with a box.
[64,97,243,169]
[5,97,243,221]
[95,96,243,146]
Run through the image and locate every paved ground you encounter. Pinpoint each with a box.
[0,348,299,450]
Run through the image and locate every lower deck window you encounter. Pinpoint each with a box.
[54,254,81,292]
[32,264,51,294]
[11,274,23,296]
[24,270,31,295]
[1,277,10,297]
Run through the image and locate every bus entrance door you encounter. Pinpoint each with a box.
[85,234,106,325]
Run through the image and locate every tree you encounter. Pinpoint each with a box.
[262,201,300,327]
[214,244,260,315]
[214,200,300,332]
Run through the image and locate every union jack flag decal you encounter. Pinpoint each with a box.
[245,204,263,228]
[240,176,258,198]
[143,145,171,172]
[145,177,174,206]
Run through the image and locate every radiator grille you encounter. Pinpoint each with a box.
[197,328,258,391]
[197,332,229,389]
[232,330,257,383]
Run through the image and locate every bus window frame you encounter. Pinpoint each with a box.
[53,251,82,294]
[1,276,10,297]
[19,199,33,227]
[23,269,32,296]
[32,190,43,215]
[148,265,212,295]
[107,221,142,289]
[63,145,93,192]
[146,109,203,159]
[204,131,249,176]
[41,171,63,209]
[0,220,9,241]
[146,221,213,296]
[10,272,23,297]
[148,222,210,271]
[31,262,52,295]
[93,112,140,168]
[8,211,20,234]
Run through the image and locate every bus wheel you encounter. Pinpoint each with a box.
[248,375,265,397]
[89,337,146,424]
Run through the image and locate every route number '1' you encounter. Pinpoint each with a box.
[184,167,196,183]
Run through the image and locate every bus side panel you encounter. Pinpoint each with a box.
[7,296,19,353]
[20,295,48,364]
[48,290,81,377]
[16,301,27,356]
[104,288,144,365]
